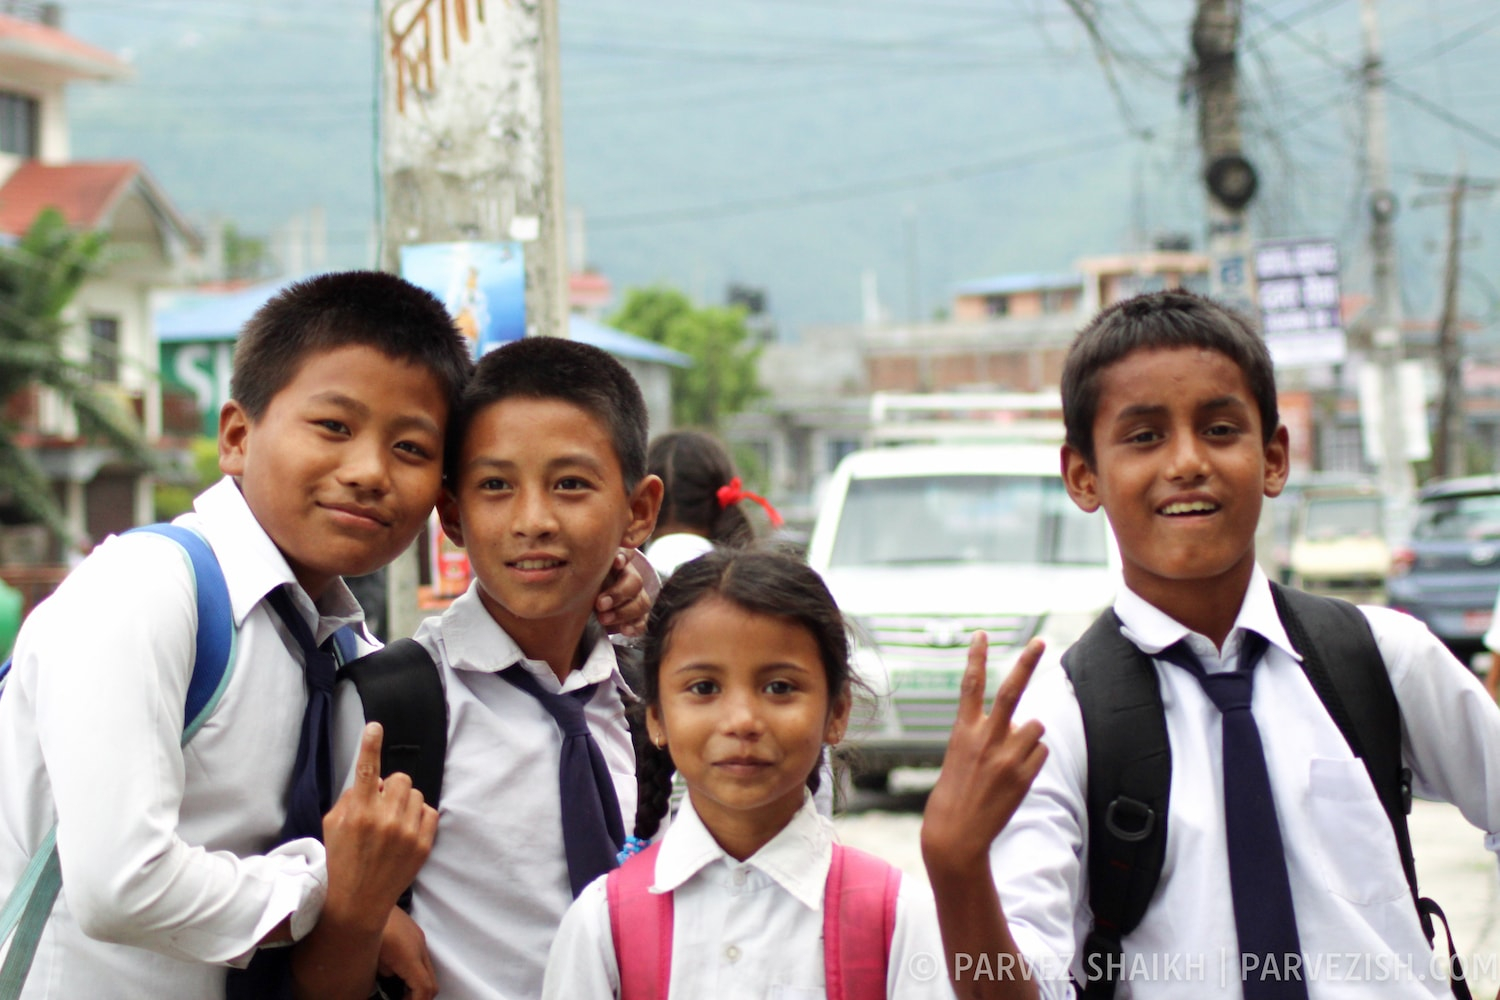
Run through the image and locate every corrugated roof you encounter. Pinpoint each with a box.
[157,274,694,369]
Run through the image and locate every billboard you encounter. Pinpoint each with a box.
[1253,238,1345,368]
[399,241,526,357]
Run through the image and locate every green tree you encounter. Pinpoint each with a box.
[610,286,764,431]
[0,208,156,546]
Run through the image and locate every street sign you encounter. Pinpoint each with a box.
[1253,238,1346,367]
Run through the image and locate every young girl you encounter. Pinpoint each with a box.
[644,430,781,580]
[542,549,955,999]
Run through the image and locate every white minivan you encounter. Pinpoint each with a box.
[806,441,1119,790]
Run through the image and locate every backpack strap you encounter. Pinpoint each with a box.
[607,841,670,1000]
[824,844,900,1000]
[0,523,236,1000]
[336,638,448,810]
[1061,609,1171,1000]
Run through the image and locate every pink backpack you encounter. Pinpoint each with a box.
[606,841,902,1000]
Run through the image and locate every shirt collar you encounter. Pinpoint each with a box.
[1113,563,1300,667]
[189,477,367,645]
[437,583,624,695]
[651,791,833,911]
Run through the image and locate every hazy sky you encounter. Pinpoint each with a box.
[58,0,1500,339]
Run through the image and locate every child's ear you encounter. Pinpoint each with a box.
[217,401,250,477]
[1263,424,1291,499]
[645,703,667,749]
[621,474,665,550]
[1061,444,1101,513]
[824,688,853,745]
[437,487,466,548]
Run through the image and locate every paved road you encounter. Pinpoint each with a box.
[835,774,1500,998]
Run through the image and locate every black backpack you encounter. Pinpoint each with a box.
[1061,583,1469,999]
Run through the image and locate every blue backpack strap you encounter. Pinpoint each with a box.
[0,524,237,999]
[127,524,237,741]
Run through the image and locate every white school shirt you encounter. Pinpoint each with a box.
[542,792,957,1000]
[992,566,1500,999]
[644,532,715,581]
[332,582,637,1000]
[0,476,371,999]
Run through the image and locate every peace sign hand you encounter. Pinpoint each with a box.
[921,633,1048,870]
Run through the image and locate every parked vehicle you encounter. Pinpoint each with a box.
[1286,484,1389,604]
[1386,474,1500,667]
[806,438,1118,790]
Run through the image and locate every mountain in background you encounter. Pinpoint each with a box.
[63,0,1500,340]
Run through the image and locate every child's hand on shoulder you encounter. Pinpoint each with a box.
[922,634,1048,874]
[596,548,655,637]
[322,723,439,931]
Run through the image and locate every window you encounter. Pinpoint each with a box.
[828,474,1108,568]
[0,92,39,157]
[89,316,120,383]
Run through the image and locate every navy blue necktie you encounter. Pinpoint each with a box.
[502,664,625,898]
[226,585,340,1000]
[1159,632,1308,1000]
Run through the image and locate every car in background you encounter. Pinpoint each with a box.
[1387,475,1500,667]
[806,441,1118,791]
[1286,484,1389,604]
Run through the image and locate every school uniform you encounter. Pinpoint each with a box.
[331,582,637,1000]
[992,565,1500,999]
[0,476,372,999]
[542,791,957,1000]
[644,532,715,581]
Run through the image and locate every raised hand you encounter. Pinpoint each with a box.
[922,633,1048,869]
[322,722,438,929]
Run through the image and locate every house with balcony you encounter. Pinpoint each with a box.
[0,4,202,568]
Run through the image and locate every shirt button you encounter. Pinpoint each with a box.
[725,944,741,963]
[732,869,747,886]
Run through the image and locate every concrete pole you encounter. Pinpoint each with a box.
[1359,0,1414,530]
[1192,0,1256,318]
[1432,176,1466,479]
[377,0,570,640]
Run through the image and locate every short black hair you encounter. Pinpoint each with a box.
[446,336,649,487]
[230,271,472,421]
[1061,290,1279,468]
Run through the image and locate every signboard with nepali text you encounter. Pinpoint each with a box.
[1253,238,1345,368]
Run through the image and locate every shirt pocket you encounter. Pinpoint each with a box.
[1306,756,1408,906]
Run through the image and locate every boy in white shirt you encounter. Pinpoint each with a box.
[320,335,664,999]
[922,290,1500,999]
[0,272,471,998]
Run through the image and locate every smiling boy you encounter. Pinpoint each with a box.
[0,272,471,999]
[324,335,663,1000]
[922,291,1500,1000]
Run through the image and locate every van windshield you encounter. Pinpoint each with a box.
[828,474,1107,568]
[1302,496,1382,539]
[1412,492,1500,542]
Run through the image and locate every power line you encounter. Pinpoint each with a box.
[589,130,1136,230]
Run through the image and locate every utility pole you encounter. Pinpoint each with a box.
[377,0,570,640]
[1415,172,1496,479]
[1359,0,1414,533]
[1192,0,1258,317]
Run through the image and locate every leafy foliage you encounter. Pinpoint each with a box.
[609,286,764,431]
[0,208,156,544]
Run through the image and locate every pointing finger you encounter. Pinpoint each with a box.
[353,722,384,794]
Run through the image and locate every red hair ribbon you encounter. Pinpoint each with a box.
[715,476,784,528]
